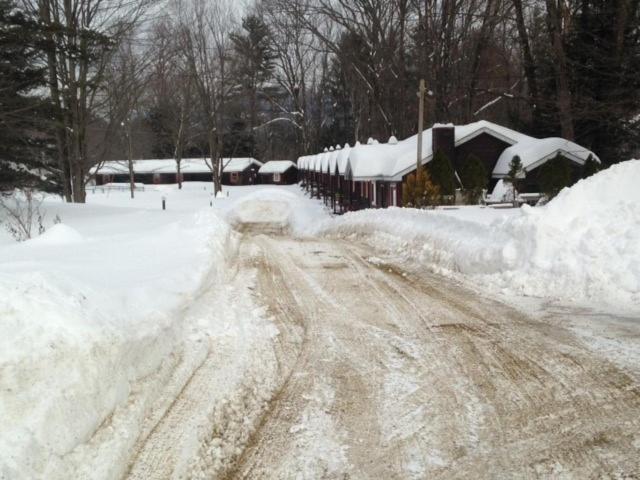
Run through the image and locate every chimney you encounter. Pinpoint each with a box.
[432,123,455,164]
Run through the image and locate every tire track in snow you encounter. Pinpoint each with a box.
[226,235,640,479]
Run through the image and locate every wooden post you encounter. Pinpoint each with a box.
[417,79,426,173]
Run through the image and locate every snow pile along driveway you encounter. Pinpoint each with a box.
[317,160,640,309]
[0,204,233,478]
[225,188,328,235]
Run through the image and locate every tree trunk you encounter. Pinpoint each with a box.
[127,129,135,199]
[209,129,222,195]
[39,0,72,201]
[175,103,186,190]
[466,0,495,121]
[546,0,575,140]
[513,0,541,130]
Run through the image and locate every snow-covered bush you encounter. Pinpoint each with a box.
[0,189,47,241]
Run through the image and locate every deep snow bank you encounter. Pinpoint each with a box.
[0,203,233,478]
[225,188,329,235]
[317,160,640,309]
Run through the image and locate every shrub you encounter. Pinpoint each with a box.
[459,154,487,204]
[429,150,456,201]
[402,167,440,208]
[0,189,46,241]
[537,154,572,199]
[582,154,601,179]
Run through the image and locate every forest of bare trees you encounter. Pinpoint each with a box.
[2,0,639,202]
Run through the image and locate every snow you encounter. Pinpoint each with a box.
[487,178,512,202]
[2,159,639,478]
[225,187,329,235]
[93,157,263,175]
[314,161,640,311]
[258,160,296,174]
[493,137,600,176]
[0,182,315,479]
[336,145,351,175]
[28,223,84,245]
[0,192,233,478]
[222,157,263,173]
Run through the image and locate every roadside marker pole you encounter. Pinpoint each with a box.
[417,79,426,174]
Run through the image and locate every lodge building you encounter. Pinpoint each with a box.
[297,120,599,212]
[258,161,298,185]
[93,158,263,186]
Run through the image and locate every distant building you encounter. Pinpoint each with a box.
[221,158,263,185]
[92,157,263,186]
[298,120,599,211]
[258,161,298,185]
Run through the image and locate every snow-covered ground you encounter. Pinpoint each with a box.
[0,183,312,479]
[1,161,639,478]
[314,160,640,313]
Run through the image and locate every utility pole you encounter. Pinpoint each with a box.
[417,79,426,173]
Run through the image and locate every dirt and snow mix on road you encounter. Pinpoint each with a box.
[315,160,640,311]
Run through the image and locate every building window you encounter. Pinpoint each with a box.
[273,173,281,183]
[230,172,239,183]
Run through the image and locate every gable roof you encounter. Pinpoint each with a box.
[94,158,212,175]
[93,157,264,175]
[493,138,600,177]
[222,158,263,173]
[259,160,297,174]
[296,120,598,182]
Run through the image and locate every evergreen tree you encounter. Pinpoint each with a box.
[537,154,572,199]
[507,155,524,201]
[568,1,640,164]
[428,150,456,202]
[223,120,257,158]
[0,0,56,192]
[402,168,440,208]
[231,15,276,131]
[459,154,487,204]
[582,154,601,179]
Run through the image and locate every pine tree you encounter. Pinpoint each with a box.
[537,154,572,199]
[428,150,456,202]
[231,15,276,131]
[402,168,440,208]
[459,154,487,204]
[0,0,56,192]
[507,155,524,202]
[582,154,601,179]
[568,1,640,164]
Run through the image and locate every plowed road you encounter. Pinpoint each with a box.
[127,227,640,479]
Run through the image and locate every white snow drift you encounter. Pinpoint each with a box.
[315,160,640,310]
[0,198,234,478]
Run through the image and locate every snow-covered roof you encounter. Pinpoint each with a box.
[222,158,263,173]
[298,120,598,181]
[94,157,263,175]
[389,120,534,180]
[493,138,600,177]
[328,149,341,172]
[259,160,297,174]
[94,158,212,175]
[336,145,351,175]
[315,152,328,173]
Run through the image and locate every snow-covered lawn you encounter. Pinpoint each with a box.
[0,183,309,478]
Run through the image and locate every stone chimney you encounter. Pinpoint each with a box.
[432,123,455,163]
